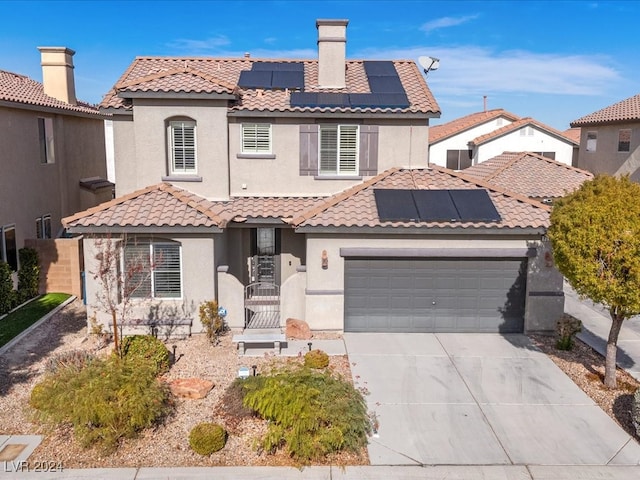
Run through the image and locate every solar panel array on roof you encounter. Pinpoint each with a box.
[290,92,409,109]
[237,62,304,89]
[374,189,502,223]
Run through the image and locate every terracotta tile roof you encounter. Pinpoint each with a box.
[571,93,640,126]
[213,196,326,224]
[563,127,581,144]
[100,57,440,115]
[0,69,103,116]
[429,109,520,144]
[62,183,225,228]
[293,166,550,230]
[470,117,579,146]
[463,152,593,199]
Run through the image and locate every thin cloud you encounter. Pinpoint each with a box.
[167,35,231,52]
[214,48,316,59]
[420,15,480,33]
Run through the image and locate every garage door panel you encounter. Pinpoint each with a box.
[345,257,526,333]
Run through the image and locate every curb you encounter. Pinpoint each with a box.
[0,295,77,356]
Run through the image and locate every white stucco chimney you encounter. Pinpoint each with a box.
[316,19,348,89]
[38,46,77,105]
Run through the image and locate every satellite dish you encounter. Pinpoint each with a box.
[418,56,440,74]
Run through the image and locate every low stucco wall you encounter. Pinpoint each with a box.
[216,266,245,330]
[280,268,307,326]
[25,237,83,297]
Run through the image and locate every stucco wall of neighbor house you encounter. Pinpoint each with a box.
[576,123,640,175]
[475,128,574,165]
[83,234,216,335]
[227,118,429,196]
[302,234,552,331]
[113,99,230,199]
[428,117,516,167]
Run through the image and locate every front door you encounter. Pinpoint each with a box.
[250,228,281,284]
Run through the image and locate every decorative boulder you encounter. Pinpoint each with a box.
[168,378,214,399]
[286,318,312,340]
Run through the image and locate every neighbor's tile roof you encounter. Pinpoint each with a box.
[100,57,440,115]
[470,118,578,146]
[571,93,640,126]
[563,127,581,143]
[0,69,102,116]
[292,166,550,230]
[463,152,593,199]
[429,109,520,144]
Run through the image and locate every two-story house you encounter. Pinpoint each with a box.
[429,109,578,169]
[0,47,111,274]
[571,93,640,179]
[64,20,563,336]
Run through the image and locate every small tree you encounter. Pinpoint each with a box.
[548,175,640,388]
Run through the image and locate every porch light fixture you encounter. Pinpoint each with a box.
[321,249,329,269]
[418,56,440,77]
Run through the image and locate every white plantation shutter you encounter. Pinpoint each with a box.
[153,243,182,298]
[319,125,338,173]
[170,121,196,173]
[124,244,152,298]
[338,125,358,174]
[242,124,271,153]
[124,242,181,299]
[319,125,359,175]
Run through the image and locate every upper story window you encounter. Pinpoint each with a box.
[586,131,597,152]
[242,123,272,154]
[36,214,52,239]
[168,120,196,174]
[1,225,17,271]
[446,150,472,170]
[319,125,359,175]
[124,240,182,299]
[38,117,55,164]
[618,129,631,152]
[519,126,534,136]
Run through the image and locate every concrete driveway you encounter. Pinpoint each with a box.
[344,333,640,466]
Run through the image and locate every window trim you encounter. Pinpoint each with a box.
[446,149,473,170]
[241,123,273,155]
[1,224,18,271]
[123,241,183,300]
[618,129,631,153]
[318,124,359,176]
[168,120,197,175]
[36,214,52,239]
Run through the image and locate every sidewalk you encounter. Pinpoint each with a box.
[564,283,640,381]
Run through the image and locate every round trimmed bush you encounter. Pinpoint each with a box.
[304,349,329,369]
[119,335,171,375]
[189,422,227,455]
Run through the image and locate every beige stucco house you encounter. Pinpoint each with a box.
[571,93,640,179]
[0,47,111,273]
[64,20,564,337]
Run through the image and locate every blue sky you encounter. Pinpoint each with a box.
[2,0,639,130]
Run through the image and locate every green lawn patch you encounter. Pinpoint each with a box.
[0,293,71,348]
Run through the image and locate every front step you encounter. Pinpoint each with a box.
[246,310,280,329]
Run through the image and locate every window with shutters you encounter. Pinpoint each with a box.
[242,123,272,154]
[168,120,196,174]
[38,117,55,164]
[446,150,473,170]
[618,129,631,152]
[319,125,359,175]
[1,225,17,271]
[124,241,182,299]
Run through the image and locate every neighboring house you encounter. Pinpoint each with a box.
[63,20,563,336]
[463,152,593,203]
[571,93,640,180]
[429,109,578,169]
[0,47,112,273]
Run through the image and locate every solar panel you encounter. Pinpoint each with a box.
[412,190,459,222]
[290,92,317,106]
[449,190,501,222]
[368,75,405,93]
[363,61,397,76]
[349,93,409,108]
[271,70,305,89]
[316,93,350,107]
[238,70,272,89]
[253,62,304,72]
[374,189,419,222]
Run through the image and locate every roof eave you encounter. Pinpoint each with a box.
[117,91,237,100]
[294,225,548,235]
[66,225,224,234]
[0,99,108,119]
[228,110,438,119]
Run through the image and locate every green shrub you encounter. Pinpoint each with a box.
[45,349,96,374]
[119,335,171,375]
[0,261,16,315]
[189,423,227,455]
[241,365,370,462]
[556,314,582,351]
[18,247,40,301]
[30,357,171,453]
[304,349,329,369]
[633,388,640,437]
[199,300,226,344]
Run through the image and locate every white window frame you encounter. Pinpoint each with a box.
[38,117,55,164]
[586,131,597,152]
[318,124,359,176]
[519,126,534,137]
[1,224,18,271]
[242,123,272,154]
[168,120,197,174]
[123,241,182,299]
[36,214,52,239]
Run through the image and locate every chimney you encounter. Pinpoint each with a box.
[316,19,348,89]
[38,46,77,105]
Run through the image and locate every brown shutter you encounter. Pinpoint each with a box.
[359,125,379,176]
[299,124,318,176]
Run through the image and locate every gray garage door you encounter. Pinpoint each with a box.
[344,257,527,333]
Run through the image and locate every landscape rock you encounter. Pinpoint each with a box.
[286,318,311,340]
[168,378,214,399]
